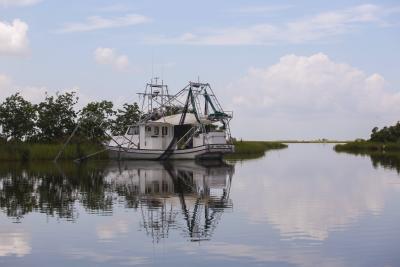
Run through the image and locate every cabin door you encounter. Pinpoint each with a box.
[161,126,168,149]
[162,134,167,149]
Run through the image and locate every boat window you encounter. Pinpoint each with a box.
[154,126,159,135]
[127,126,139,135]
[162,126,168,136]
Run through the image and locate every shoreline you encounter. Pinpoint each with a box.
[334,141,400,153]
[0,141,288,162]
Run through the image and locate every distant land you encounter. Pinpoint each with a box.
[272,140,350,144]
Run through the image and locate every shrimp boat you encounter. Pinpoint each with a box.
[107,79,234,160]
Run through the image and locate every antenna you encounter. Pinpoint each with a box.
[151,53,154,79]
[161,56,164,81]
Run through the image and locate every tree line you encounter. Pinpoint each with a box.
[0,92,141,143]
[370,122,400,143]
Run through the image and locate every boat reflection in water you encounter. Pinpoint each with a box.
[0,160,234,242]
[104,160,234,242]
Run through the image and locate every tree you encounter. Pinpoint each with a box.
[0,93,37,141]
[113,103,141,135]
[79,100,115,142]
[36,92,78,142]
[370,122,400,143]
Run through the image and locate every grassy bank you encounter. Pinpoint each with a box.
[278,140,349,143]
[0,143,108,161]
[226,141,288,160]
[334,141,400,173]
[334,141,400,153]
[0,140,287,162]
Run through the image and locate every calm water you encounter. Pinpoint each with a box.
[1,144,400,267]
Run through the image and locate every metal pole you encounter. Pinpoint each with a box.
[54,123,80,162]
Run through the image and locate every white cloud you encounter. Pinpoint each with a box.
[0,73,93,109]
[227,53,400,140]
[94,47,130,71]
[0,0,41,7]
[0,73,11,88]
[229,53,400,114]
[0,74,48,103]
[148,4,398,45]
[60,14,151,33]
[0,19,29,55]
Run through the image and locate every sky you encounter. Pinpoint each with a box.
[0,0,400,140]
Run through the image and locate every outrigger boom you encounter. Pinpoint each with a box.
[108,78,234,160]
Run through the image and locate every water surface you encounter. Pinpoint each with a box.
[1,144,399,267]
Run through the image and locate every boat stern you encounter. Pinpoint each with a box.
[196,144,235,160]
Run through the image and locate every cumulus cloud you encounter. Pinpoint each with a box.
[148,4,398,45]
[0,73,46,102]
[0,19,29,55]
[0,0,41,7]
[0,73,11,88]
[229,53,400,114]
[60,14,151,33]
[94,47,130,71]
[226,53,400,140]
[0,73,93,109]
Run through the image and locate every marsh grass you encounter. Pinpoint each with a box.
[334,141,400,153]
[0,143,108,161]
[0,140,288,162]
[225,141,288,159]
[334,141,400,173]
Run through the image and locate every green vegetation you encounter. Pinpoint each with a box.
[0,91,141,162]
[370,122,400,143]
[226,141,288,160]
[0,92,286,162]
[0,142,108,162]
[334,146,400,173]
[334,121,400,153]
[334,141,400,153]
[277,140,349,143]
[334,122,400,173]
[0,92,141,143]
[0,161,110,221]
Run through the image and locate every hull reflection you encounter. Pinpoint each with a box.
[104,160,234,242]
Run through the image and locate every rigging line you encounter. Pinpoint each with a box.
[151,51,154,79]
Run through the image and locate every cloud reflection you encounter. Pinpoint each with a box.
[96,219,129,240]
[234,150,400,240]
[0,232,31,257]
[182,242,346,267]
[67,248,148,265]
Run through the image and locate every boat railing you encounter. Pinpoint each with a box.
[176,127,196,149]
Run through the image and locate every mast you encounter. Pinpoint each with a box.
[137,78,233,141]
[137,77,173,122]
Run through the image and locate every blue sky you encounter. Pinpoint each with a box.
[1,0,400,140]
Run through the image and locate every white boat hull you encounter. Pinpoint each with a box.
[107,144,234,160]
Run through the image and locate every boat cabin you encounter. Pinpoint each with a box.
[111,112,228,151]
